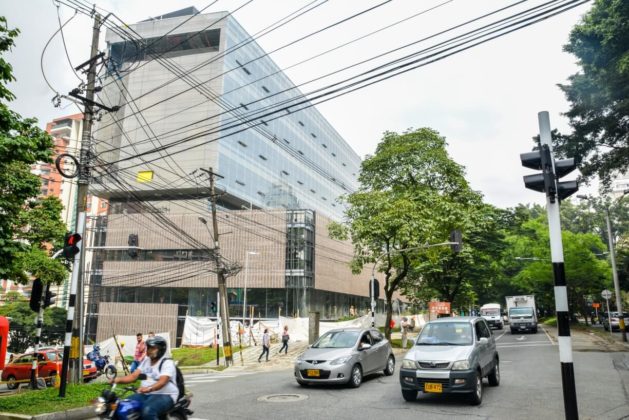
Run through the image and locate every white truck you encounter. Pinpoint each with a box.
[480,303,504,329]
[505,295,538,333]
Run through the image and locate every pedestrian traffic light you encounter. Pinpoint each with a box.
[449,230,462,253]
[127,233,139,259]
[369,279,380,300]
[43,285,56,308]
[520,145,578,202]
[63,233,82,260]
[29,279,43,312]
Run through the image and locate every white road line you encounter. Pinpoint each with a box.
[494,330,508,341]
[186,379,218,384]
[497,343,555,348]
[542,327,555,344]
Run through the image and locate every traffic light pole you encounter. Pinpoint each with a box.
[538,111,579,420]
[30,282,47,389]
[604,207,627,341]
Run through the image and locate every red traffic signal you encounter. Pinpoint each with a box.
[63,233,82,259]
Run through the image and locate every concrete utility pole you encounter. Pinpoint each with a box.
[200,168,233,366]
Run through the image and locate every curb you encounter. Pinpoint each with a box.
[0,406,95,420]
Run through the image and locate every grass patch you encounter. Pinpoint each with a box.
[0,383,107,415]
[172,345,244,366]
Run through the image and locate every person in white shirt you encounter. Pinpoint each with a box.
[258,328,270,362]
[111,336,178,420]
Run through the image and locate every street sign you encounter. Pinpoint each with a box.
[601,289,612,300]
[592,303,600,309]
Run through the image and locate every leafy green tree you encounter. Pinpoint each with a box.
[553,0,629,188]
[330,128,478,339]
[0,17,66,286]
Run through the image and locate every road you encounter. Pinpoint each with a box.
[185,329,629,420]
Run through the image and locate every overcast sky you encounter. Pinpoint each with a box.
[0,0,594,209]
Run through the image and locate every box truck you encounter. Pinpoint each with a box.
[480,303,504,329]
[505,295,538,333]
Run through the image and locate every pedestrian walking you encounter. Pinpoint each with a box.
[258,328,270,362]
[278,325,289,355]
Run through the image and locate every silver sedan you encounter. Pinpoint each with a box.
[294,327,395,388]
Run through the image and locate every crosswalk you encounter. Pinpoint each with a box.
[184,371,256,386]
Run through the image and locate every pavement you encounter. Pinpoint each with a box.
[2,325,627,420]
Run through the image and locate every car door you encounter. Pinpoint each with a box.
[14,354,34,381]
[369,329,388,370]
[358,331,375,373]
[476,320,493,374]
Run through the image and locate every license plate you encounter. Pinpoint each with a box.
[424,382,442,393]
[82,369,89,376]
[306,369,320,377]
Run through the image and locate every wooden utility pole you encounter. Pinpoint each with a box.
[200,168,233,365]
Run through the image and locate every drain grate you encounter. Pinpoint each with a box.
[257,394,308,403]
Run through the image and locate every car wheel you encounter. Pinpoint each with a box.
[348,364,362,388]
[488,359,500,386]
[532,327,538,334]
[6,375,18,390]
[401,389,416,402]
[383,355,395,376]
[469,372,483,405]
[510,328,516,334]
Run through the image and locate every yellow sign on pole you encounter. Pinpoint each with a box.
[224,345,232,358]
[70,337,79,358]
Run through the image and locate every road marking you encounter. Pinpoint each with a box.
[515,336,526,341]
[494,330,508,341]
[542,328,555,344]
[497,343,555,348]
[186,379,218,384]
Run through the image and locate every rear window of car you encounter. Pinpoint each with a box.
[313,331,359,348]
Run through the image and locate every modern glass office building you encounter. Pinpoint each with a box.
[88,8,382,344]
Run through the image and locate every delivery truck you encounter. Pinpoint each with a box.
[480,303,504,329]
[505,295,538,333]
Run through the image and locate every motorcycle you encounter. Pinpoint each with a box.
[87,345,117,379]
[93,372,193,420]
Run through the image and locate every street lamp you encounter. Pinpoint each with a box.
[578,192,628,342]
[242,251,258,325]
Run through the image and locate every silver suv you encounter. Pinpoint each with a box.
[399,317,499,405]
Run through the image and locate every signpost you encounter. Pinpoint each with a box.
[602,289,613,336]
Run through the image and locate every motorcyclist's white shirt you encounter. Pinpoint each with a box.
[138,356,179,403]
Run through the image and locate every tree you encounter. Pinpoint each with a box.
[329,128,479,339]
[553,0,629,189]
[0,17,66,286]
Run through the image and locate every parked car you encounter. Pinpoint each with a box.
[602,312,629,332]
[399,316,499,405]
[1,350,97,389]
[294,327,395,388]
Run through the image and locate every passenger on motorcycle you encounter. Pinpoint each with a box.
[110,336,177,420]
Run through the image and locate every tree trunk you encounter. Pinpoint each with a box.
[384,289,395,340]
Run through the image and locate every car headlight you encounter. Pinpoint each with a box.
[401,359,416,369]
[296,354,305,363]
[330,356,352,365]
[451,360,470,370]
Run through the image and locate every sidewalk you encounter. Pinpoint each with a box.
[540,324,629,352]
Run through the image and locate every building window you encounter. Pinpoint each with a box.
[260,120,268,126]
[281,170,289,176]
[297,180,304,185]
[257,191,266,197]
[298,121,305,127]
[321,197,327,201]
[342,162,346,166]
[331,152,336,157]
[298,150,304,155]
[261,86,270,93]
[240,103,249,110]
[310,189,316,193]
[235,180,245,186]
[283,138,290,144]
[311,133,317,138]
[235,60,251,75]
[322,144,327,148]
[259,155,267,161]
[237,141,248,147]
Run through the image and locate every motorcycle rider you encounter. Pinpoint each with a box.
[110,336,177,420]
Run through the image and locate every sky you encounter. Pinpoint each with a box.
[0,0,595,209]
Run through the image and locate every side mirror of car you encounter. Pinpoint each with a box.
[478,337,489,344]
[359,343,372,351]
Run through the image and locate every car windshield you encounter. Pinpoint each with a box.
[509,308,534,316]
[481,308,500,316]
[46,352,59,361]
[416,322,472,346]
[312,331,359,348]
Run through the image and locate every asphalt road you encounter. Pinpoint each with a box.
[186,329,629,420]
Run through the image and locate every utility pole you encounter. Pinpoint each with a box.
[200,168,233,366]
[64,13,101,387]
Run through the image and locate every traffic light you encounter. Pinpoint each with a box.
[29,279,44,312]
[450,230,463,253]
[128,233,139,259]
[369,279,380,300]
[43,285,56,308]
[63,232,82,260]
[520,144,578,202]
